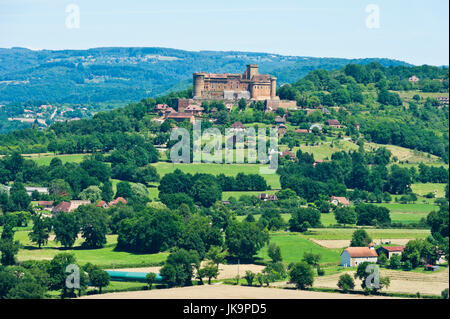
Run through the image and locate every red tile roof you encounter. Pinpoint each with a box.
[231,122,245,129]
[167,112,194,119]
[96,200,107,207]
[39,201,54,206]
[326,119,340,126]
[109,197,128,206]
[52,201,72,213]
[331,196,350,206]
[344,247,378,258]
[381,246,405,252]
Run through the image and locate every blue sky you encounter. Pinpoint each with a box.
[0,0,448,65]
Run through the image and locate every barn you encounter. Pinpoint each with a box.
[340,245,378,267]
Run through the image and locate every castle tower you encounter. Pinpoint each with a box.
[246,64,259,80]
[270,77,277,99]
[193,73,205,99]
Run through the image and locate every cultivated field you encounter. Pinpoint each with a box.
[311,238,413,249]
[312,268,449,296]
[80,284,401,299]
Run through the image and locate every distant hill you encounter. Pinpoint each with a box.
[0,47,411,105]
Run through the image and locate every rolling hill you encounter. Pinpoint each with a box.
[0,47,411,105]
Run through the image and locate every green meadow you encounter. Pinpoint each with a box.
[15,231,168,268]
[301,228,430,240]
[257,232,341,265]
[151,162,281,189]
[27,153,88,166]
[411,183,447,198]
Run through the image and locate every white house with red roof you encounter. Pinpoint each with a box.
[330,196,350,207]
[340,244,378,267]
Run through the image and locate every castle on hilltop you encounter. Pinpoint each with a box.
[193,64,278,101]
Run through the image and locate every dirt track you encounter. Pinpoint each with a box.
[106,263,265,280]
[311,239,413,249]
[80,284,401,299]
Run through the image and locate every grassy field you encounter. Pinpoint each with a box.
[151,162,281,189]
[15,231,168,268]
[411,183,447,198]
[236,212,338,227]
[27,153,89,166]
[294,140,359,160]
[396,90,449,100]
[257,232,341,265]
[301,228,430,240]
[365,143,441,164]
[375,202,437,224]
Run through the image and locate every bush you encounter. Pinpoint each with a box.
[337,273,355,293]
[243,271,256,286]
[289,262,314,290]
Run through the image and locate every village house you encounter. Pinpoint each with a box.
[258,193,278,201]
[409,75,420,83]
[281,150,296,161]
[96,200,109,209]
[275,116,286,125]
[154,104,169,115]
[326,119,341,128]
[377,246,405,259]
[296,129,309,134]
[340,244,378,267]
[309,124,322,132]
[330,196,350,207]
[437,96,449,105]
[165,112,196,124]
[109,197,128,206]
[52,200,91,215]
[230,121,246,132]
[184,105,204,116]
[354,123,360,131]
[313,159,330,167]
[38,201,54,211]
[5,186,49,196]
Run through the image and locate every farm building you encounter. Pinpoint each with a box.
[326,119,341,128]
[52,200,91,214]
[377,246,405,259]
[340,245,378,267]
[330,196,350,207]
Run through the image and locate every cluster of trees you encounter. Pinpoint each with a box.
[114,199,270,260]
[360,120,448,162]
[278,148,425,204]
[0,252,110,299]
[216,173,268,192]
[158,169,269,209]
[278,63,448,107]
[158,170,222,208]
